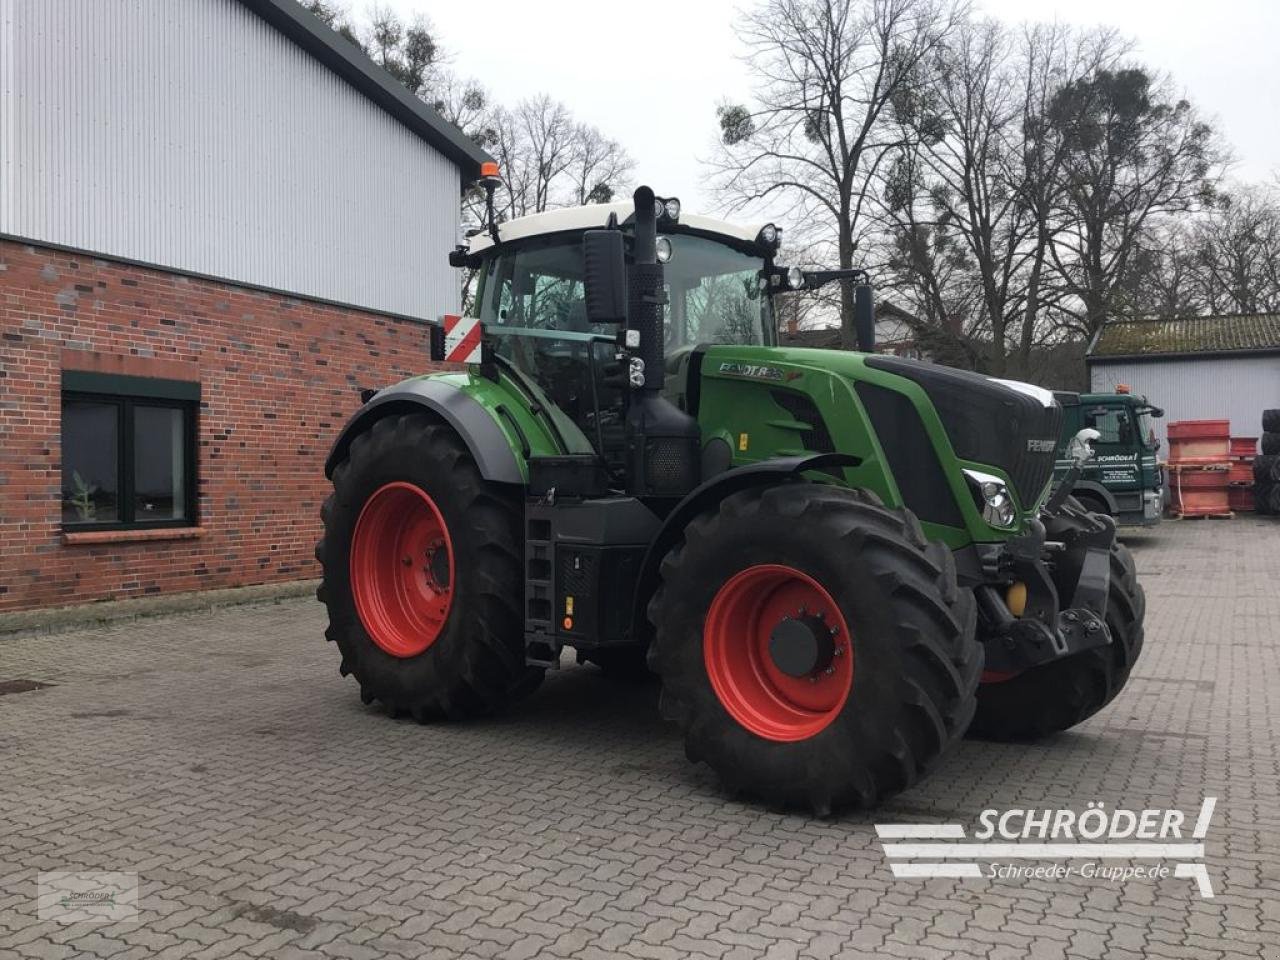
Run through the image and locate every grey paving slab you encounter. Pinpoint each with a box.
[1,518,1277,958]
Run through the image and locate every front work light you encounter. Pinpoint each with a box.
[663,197,681,220]
[963,469,1017,529]
[786,265,804,289]
[758,223,780,247]
[655,236,673,263]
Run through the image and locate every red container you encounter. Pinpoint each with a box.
[1228,485,1254,512]
[1231,436,1258,458]
[1168,464,1231,516]
[1168,420,1230,463]
[1228,461,1254,485]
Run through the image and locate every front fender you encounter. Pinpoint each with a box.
[324,375,548,484]
[628,453,861,642]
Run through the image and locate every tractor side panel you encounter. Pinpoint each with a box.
[690,346,1017,548]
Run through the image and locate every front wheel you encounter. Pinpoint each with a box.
[648,484,980,814]
[968,498,1145,740]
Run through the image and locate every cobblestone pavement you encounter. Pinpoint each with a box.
[2,518,1278,959]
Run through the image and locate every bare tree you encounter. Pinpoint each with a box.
[363,5,437,96]
[567,124,634,206]
[1189,185,1280,314]
[711,0,967,348]
[1046,66,1227,337]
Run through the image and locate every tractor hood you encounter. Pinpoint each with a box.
[860,355,1063,510]
[698,345,1062,514]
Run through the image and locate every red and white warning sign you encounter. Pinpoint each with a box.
[441,314,483,364]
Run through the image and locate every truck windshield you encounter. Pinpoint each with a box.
[475,233,774,347]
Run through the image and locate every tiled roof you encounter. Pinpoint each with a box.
[1090,314,1280,358]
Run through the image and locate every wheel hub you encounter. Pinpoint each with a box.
[703,564,855,742]
[768,613,836,677]
[350,482,454,659]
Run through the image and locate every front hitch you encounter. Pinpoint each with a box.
[974,506,1115,677]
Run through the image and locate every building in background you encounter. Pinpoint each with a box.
[0,0,489,613]
[1087,314,1280,446]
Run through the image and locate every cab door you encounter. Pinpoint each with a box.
[1082,403,1142,495]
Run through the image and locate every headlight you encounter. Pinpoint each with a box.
[963,469,1017,529]
[655,236,673,263]
[786,265,804,289]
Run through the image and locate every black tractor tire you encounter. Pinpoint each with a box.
[1253,455,1280,484]
[969,497,1145,741]
[579,646,655,681]
[647,484,981,814]
[1262,433,1280,456]
[1269,484,1280,515]
[316,413,541,720]
[1254,481,1272,515]
[1262,409,1280,433]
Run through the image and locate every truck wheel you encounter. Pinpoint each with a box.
[316,413,541,719]
[1262,432,1280,456]
[648,484,980,814]
[1262,409,1280,433]
[969,498,1145,741]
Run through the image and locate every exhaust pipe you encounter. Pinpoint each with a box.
[628,186,664,390]
[854,282,875,353]
[623,186,699,496]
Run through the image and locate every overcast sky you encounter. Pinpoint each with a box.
[382,0,1279,214]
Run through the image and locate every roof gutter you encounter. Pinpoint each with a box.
[1087,347,1280,365]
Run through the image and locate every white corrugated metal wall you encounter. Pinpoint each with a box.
[1090,355,1280,445]
[0,0,460,318]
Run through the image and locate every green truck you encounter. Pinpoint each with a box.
[1054,389,1164,527]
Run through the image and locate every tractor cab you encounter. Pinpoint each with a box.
[455,197,872,486]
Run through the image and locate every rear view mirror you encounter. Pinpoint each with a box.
[583,230,627,324]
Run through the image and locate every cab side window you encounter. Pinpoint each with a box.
[1086,408,1133,445]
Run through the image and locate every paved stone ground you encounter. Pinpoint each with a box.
[2,518,1278,959]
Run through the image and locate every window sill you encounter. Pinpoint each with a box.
[63,527,207,546]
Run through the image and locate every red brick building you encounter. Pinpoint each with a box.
[0,0,489,613]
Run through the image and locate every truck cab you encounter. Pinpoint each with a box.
[1053,387,1164,526]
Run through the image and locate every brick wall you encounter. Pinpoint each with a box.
[0,238,445,612]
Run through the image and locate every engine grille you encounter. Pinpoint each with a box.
[865,357,1063,509]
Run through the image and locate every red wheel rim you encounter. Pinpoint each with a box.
[703,564,854,742]
[350,482,454,658]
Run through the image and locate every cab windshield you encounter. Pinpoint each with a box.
[475,232,774,347]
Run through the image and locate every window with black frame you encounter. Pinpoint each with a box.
[60,372,198,530]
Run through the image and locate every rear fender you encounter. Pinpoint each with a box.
[324,376,550,484]
[628,453,861,642]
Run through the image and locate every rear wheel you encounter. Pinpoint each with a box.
[969,498,1145,740]
[317,414,542,719]
[648,484,980,814]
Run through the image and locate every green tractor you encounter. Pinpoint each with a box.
[317,184,1146,813]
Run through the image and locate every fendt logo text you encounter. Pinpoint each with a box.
[876,798,1217,898]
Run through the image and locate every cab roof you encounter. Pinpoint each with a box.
[466,202,771,254]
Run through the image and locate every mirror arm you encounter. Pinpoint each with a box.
[803,268,871,290]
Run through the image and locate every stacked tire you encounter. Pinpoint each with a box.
[1257,410,1280,515]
